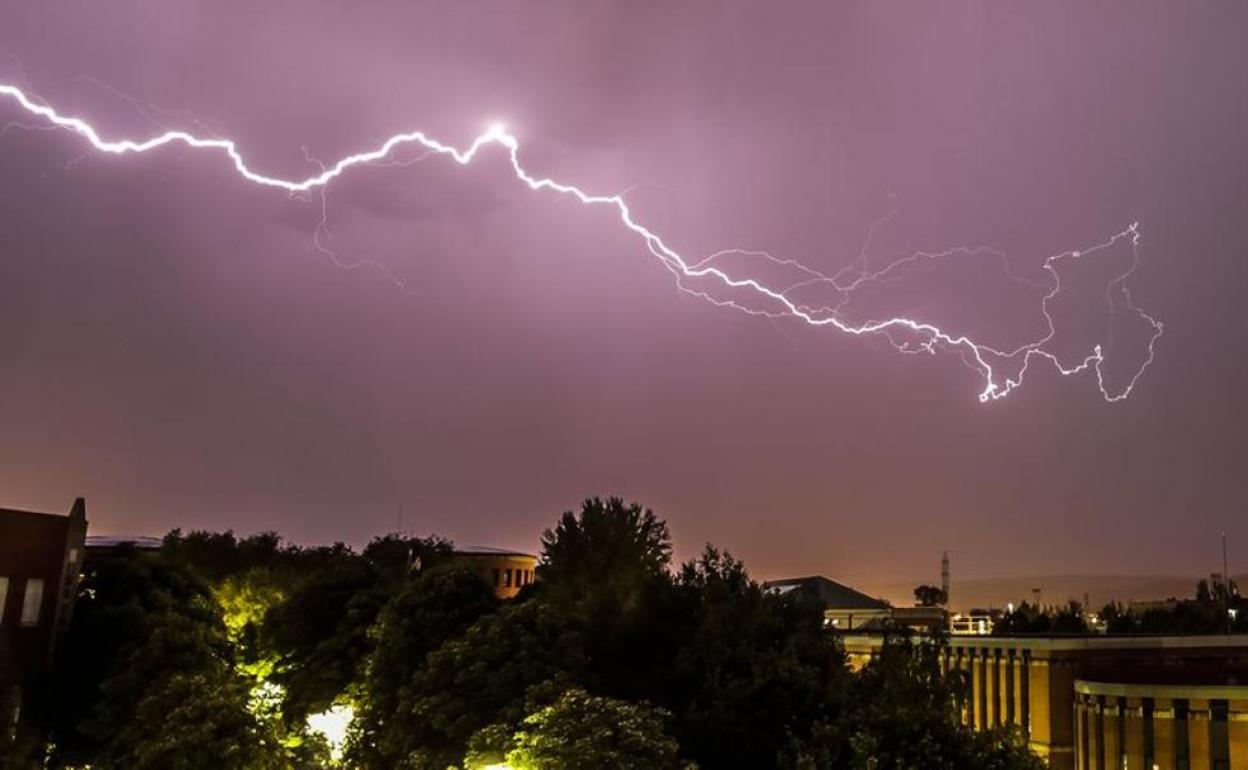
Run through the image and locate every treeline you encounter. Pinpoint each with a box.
[992,580,1246,637]
[12,498,1041,770]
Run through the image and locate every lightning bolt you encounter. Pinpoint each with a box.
[0,81,1162,402]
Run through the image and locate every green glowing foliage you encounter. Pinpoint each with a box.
[471,689,684,770]
[38,551,283,769]
[350,563,498,764]
[216,570,287,644]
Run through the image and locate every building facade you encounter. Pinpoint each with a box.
[452,545,538,600]
[0,499,88,743]
[842,634,1248,770]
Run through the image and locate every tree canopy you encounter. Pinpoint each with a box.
[18,499,1046,770]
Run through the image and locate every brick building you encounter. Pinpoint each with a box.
[0,499,88,743]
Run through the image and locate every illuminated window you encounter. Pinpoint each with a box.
[21,578,44,627]
[504,569,512,588]
[0,577,8,626]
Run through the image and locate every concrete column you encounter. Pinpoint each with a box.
[1153,699,1175,770]
[1049,659,1078,770]
[1229,698,1248,770]
[1075,696,1087,770]
[1005,650,1016,727]
[1087,698,1103,770]
[972,649,985,730]
[1124,698,1145,770]
[1188,700,1210,770]
[957,649,970,726]
[1103,700,1121,770]
[1017,652,1029,737]
[987,650,1000,728]
[1030,657,1053,753]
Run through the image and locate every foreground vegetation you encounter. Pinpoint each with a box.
[12,498,1041,770]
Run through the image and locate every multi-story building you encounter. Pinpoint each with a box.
[0,499,88,744]
[843,633,1248,770]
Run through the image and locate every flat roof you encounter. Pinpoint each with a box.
[453,544,537,558]
[841,633,1248,652]
[85,535,163,550]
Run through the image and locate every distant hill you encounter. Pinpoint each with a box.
[856,573,1248,613]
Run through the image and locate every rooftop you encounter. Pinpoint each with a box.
[763,575,890,610]
[453,544,537,558]
[85,535,163,550]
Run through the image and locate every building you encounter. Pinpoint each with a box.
[0,499,88,743]
[889,605,951,632]
[842,633,1248,770]
[951,608,1002,636]
[452,545,538,600]
[83,534,163,557]
[763,575,892,629]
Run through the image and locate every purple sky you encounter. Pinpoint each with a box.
[0,2,1245,588]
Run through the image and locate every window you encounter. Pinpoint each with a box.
[504,569,512,588]
[20,578,44,627]
[492,569,501,587]
[0,577,8,626]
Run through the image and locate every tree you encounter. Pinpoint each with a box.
[825,632,1043,770]
[350,563,498,765]
[991,601,1088,635]
[38,550,281,769]
[539,497,672,601]
[536,497,682,704]
[1196,578,1212,603]
[87,621,282,770]
[1049,601,1090,634]
[348,600,587,770]
[263,534,452,720]
[467,689,685,770]
[1098,601,1136,634]
[659,546,850,769]
[914,584,948,607]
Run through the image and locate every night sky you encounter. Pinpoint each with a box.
[1,2,1244,588]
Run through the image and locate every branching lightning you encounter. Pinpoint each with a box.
[0,81,1162,402]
